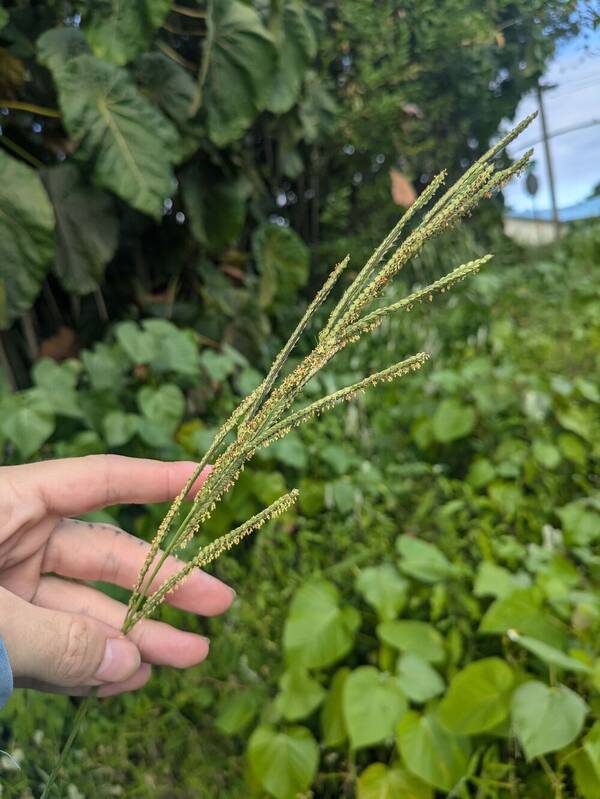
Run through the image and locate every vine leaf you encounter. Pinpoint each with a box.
[203,0,277,146]
[247,725,319,799]
[82,0,173,66]
[41,163,118,294]
[38,29,179,218]
[0,150,54,330]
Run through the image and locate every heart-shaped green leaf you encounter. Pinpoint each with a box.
[511,681,588,760]
[247,725,318,799]
[343,666,407,749]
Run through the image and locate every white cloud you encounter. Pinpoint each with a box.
[502,28,600,212]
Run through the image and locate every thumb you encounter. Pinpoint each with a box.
[0,587,140,689]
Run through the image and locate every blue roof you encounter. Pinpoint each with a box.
[507,195,600,223]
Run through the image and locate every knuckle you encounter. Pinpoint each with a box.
[57,617,93,683]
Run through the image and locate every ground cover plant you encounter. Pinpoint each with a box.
[0,219,598,797]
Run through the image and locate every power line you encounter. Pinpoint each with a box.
[512,118,600,151]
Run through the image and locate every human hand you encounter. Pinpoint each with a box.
[0,455,234,697]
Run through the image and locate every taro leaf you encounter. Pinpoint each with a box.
[275,666,325,722]
[134,52,196,122]
[283,580,360,669]
[38,29,178,218]
[82,0,172,65]
[343,666,407,750]
[266,0,317,114]
[0,150,54,329]
[558,500,600,547]
[438,657,514,735]
[247,724,318,799]
[181,161,249,252]
[41,163,118,294]
[377,620,445,664]
[508,631,591,674]
[479,588,567,648]
[432,398,476,443]
[215,689,263,736]
[355,564,408,621]
[203,0,277,146]
[396,653,445,704]
[320,667,349,748]
[357,763,432,799]
[397,710,471,793]
[253,223,310,309]
[396,535,457,583]
[511,681,587,760]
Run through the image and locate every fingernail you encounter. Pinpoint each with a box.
[95,638,141,683]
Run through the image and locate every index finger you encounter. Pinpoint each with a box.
[4,455,210,516]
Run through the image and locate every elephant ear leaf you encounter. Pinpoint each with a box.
[41,163,118,295]
[200,0,277,146]
[82,0,173,66]
[38,29,179,218]
[0,150,54,330]
[266,0,317,115]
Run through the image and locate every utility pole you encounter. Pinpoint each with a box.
[536,81,561,241]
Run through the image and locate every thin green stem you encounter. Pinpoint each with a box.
[40,691,95,799]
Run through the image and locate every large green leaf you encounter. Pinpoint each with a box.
[275,666,325,722]
[134,52,196,123]
[181,161,249,252]
[396,653,445,704]
[357,763,432,799]
[438,657,515,735]
[355,564,408,621]
[377,620,445,664]
[38,29,179,217]
[253,223,310,309]
[247,725,318,799]
[396,535,457,583]
[397,711,471,793]
[343,666,407,749]
[283,580,360,669]
[203,0,277,146]
[265,1,317,114]
[82,0,172,65]
[320,667,349,748]
[479,588,567,648]
[511,681,587,760]
[41,163,118,294]
[0,150,54,329]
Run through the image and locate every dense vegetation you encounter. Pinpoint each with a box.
[1,224,599,797]
[0,0,581,381]
[1,2,598,798]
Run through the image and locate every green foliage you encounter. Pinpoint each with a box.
[0,150,54,329]
[1,134,598,799]
[343,666,407,749]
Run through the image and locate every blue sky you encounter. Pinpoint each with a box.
[502,23,600,212]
